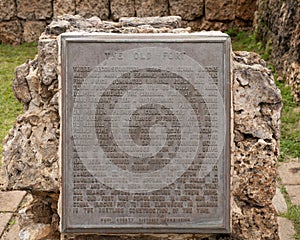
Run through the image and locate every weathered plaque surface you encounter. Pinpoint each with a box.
[61,33,231,233]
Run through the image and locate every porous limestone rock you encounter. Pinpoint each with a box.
[0,16,281,240]
[2,108,60,192]
[169,0,204,21]
[43,15,187,35]
[38,39,58,86]
[232,204,278,239]
[75,0,109,20]
[0,0,16,21]
[16,0,52,20]
[236,0,257,21]
[135,0,169,17]
[186,19,228,32]
[110,0,135,21]
[53,0,75,17]
[23,21,47,43]
[231,51,281,239]
[287,62,300,102]
[233,52,281,140]
[13,61,31,105]
[119,16,182,28]
[18,192,60,239]
[0,20,23,45]
[205,0,236,21]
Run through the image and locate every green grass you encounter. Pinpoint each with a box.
[278,81,300,237]
[228,29,272,61]
[277,81,300,161]
[286,205,300,240]
[0,43,37,163]
[8,218,15,226]
[280,186,300,239]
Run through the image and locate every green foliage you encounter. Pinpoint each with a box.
[8,218,15,226]
[276,80,300,161]
[280,186,300,239]
[286,205,300,240]
[0,43,38,163]
[227,29,272,61]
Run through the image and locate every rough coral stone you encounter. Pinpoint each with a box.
[232,204,279,239]
[231,51,281,239]
[25,58,41,110]
[13,61,31,105]
[16,0,52,20]
[205,0,236,21]
[233,139,278,206]
[0,0,16,21]
[53,0,75,17]
[75,0,109,19]
[0,20,23,45]
[233,51,282,140]
[2,109,60,192]
[135,0,169,17]
[185,19,228,32]
[120,16,182,28]
[287,62,300,102]
[169,0,204,21]
[236,0,257,21]
[46,19,72,36]
[110,0,135,21]
[11,57,39,110]
[19,193,60,239]
[23,21,47,43]
[38,39,58,86]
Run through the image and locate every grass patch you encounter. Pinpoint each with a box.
[280,186,300,239]
[286,205,300,240]
[0,43,38,162]
[227,29,272,61]
[277,81,300,161]
[8,218,15,226]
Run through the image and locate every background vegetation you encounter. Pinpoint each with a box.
[0,43,37,163]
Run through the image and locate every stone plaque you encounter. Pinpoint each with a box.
[61,33,231,233]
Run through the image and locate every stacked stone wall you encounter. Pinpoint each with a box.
[256,0,300,102]
[0,0,257,44]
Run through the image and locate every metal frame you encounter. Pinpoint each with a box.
[60,33,231,234]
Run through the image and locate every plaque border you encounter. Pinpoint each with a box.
[60,33,231,234]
